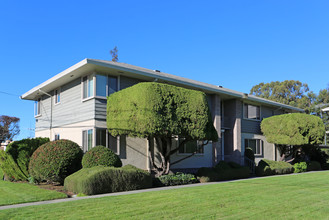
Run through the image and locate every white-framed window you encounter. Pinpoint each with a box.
[54,88,61,104]
[82,129,93,152]
[95,74,118,97]
[243,103,260,120]
[82,75,94,99]
[96,128,119,154]
[54,134,60,141]
[245,139,263,156]
[177,138,204,154]
[34,98,41,116]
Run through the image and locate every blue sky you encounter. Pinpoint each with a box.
[1,0,329,140]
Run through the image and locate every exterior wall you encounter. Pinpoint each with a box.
[170,143,213,169]
[35,77,95,133]
[35,119,95,146]
[242,132,275,164]
[120,76,141,90]
[119,136,148,170]
[210,94,222,165]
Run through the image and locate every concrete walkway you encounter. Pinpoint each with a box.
[0,170,326,211]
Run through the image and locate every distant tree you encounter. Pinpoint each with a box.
[261,113,325,161]
[110,46,118,62]
[250,80,314,113]
[0,115,20,142]
[107,82,218,176]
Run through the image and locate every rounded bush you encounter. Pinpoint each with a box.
[245,147,255,162]
[82,145,122,168]
[29,139,83,184]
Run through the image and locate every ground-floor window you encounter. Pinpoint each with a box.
[177,138,204,154]
[96,128,119,154]
[245,139,263,156]
[82,129,93,152]
[54,134,60,141]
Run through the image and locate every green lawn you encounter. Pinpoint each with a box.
[0,181,67,206]
[1,171,329,219]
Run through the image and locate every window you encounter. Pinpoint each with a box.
[54,88,60,104]
[54,134,60,141]
[82,129,93,152]
[177,138,204,154]
[95,75,118,97]
[243,103,260,120]
[34,98,41,116]
[96,128,119,154]
[245,139,262,155]
[82,75,94,99]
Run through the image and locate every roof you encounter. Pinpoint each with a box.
[21,58,304,112]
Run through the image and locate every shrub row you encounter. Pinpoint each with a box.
[64,165,152,195]
[29,139,83,184]
[197,161,250,182]
[294,161,321,173]
[256,159,294,176]
[154,172,198,186]
[0,138,49,181]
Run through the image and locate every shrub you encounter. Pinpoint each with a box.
[0,165,4,180]
[155,172,198,186]
[29,140,83,184]
[197,161,250,182]
[64,165,152,195]
[302,145,329,166]
[307,161,321,171]
[0,137,50,181]
[294,162,307,173]
[0,150,26,181]
[198,176,211,183]
[82,145,122,168]
[245,147,255,162]
[321,163,329,170]
[256,159,294,176]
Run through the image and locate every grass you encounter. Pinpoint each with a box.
[0,181,67,206]
[1,171,329,219]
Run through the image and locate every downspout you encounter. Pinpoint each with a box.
[38,89,52,139]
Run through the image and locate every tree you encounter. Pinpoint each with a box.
[261,113,325,161]
[107,82,218,176]
[250,80,314,113]
[110,46,118,62]
[0,115,20,142]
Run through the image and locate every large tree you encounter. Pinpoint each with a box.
[250,80,315,113]
[261,113,325,161]
[0,115,20,142]
[107,82,218,176]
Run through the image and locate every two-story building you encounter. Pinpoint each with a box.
[21,59,303,171]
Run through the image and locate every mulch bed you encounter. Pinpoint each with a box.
[37,183,75,197]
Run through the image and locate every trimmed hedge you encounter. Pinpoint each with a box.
[29,140,83,184]
[155,172,198,186]
[307,161,321,171]
[256,159,294,176]
[0,165,4,180]
[0,138,49,181]
[197,161,250,182]
[0,150,26,181]
[64,165,152,195]
[294,162,307,173]
[82,145,122,168]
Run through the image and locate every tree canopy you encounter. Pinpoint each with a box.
[261,113,325,146]
[0,115,20,142]
[107,82,218,175]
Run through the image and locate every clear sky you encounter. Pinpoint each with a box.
[1,0,329,140]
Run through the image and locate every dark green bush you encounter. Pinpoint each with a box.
[29,140,83,184]
[245,147,255,162]
[294,162,307,173]
[197,161,250,182]
[0,137,50,181]
[0,150,26,181]
[64,165,152,195]
[321,163,329,170]
[307,161,321,171]
[82,145,122,168]
[155,172,198,186]
[256,159,294,176]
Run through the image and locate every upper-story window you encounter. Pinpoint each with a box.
[82,75,94,99]
[34,98,41,116]
[54,88,61,104]
[96,74,118,97]
[243,103,260,120]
